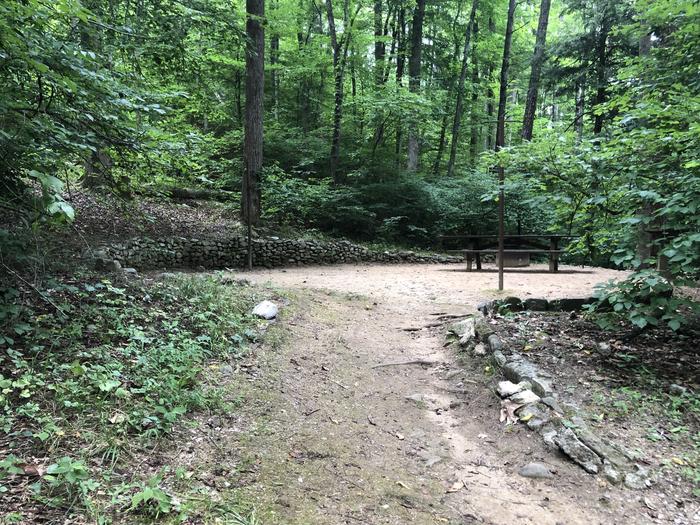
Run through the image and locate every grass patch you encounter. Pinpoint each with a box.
[0,272,264,522]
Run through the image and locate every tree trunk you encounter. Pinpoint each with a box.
[80,6,113,188]
[270,1,280,121]
[469,46,480,162]
[432,1,468,177]
[374,0,385,85]
[446,0,479,178]
[327,0,358,183]
[327,0,343,182]
[406,0,426,172]
[395,5,406,158]
[484,15,495,152]
[574,78,585,141]
[242,0,265,226]
[592,13,611,135]
[495,0,517,291]
[521,0,551,141]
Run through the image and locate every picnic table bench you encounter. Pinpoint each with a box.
[438,234,574,272]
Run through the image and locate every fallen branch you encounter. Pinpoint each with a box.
[371,359,440,369]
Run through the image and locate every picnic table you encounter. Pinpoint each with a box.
[439,234,574,272]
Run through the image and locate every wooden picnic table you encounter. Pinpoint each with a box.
[439,234,575,272]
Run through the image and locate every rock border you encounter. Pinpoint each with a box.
[90,236,463,271]
[447,306,651,489]
[478,296,596,315]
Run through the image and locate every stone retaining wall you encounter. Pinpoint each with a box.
[93,236,462,270]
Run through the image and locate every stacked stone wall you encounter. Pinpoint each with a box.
[95,236,461,270]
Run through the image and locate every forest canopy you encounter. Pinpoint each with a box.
[1,0,699,325]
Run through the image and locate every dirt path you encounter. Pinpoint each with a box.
[177,263,660,524]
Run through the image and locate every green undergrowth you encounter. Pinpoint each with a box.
[0,272,265,523]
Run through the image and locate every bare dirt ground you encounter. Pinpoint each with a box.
[148,262,700,524]
[182,261,688,525]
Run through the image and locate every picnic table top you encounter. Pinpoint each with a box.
[438,234,576,240]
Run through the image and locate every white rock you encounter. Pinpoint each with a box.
[496,380,530,398]
[253,300,278,320]
[509,389,541,405]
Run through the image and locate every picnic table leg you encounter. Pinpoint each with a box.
[466,253,473,272]
[476,253,482,271]
[549,238,559,272]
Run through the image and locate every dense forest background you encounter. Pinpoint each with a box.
[1,0,699,301]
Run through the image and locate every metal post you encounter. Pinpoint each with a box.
[245,171,253,271]
[497,166,505,291]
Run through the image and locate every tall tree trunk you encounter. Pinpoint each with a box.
[374,0,385,85]
[326,0,358,183]
[80,5,113,188]
[395,5,406,158]
[446,0,479,178]
[521,0,551,141]
[432,1,467,176]
[270,1,280,121]
[592,11,611,135]
[406,0,426,172]
[242,0,265,226]
[432,105,451,176]
[495,0,516,291]
[469,46,480,162]
[484,15,495,151]
[327,0,343,182]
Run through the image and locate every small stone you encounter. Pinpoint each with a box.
[501,296,524,312]
[502,358,539,385]
[624,465,650,490]
[523,298,549,311]
[487,334,503,352]
[669,384,688,396]
[596,342,613,357]
[476,301,492,316]
[554,428,602,474]
[510,389,540,405]
[253,300,278,320]
[571,416,631,469]
[603,460,622,485]
[496,380,529,398]
[518,462,554,479]
[492,350,507,367]
[549,298,590,311]
[541,428,558,448]
[473,343,487,356]
[541,396,564,414]
[107,260,122,272]
[448,318,476,341]
[518,404,550,430]
[530,376,554,397]
[123,267,138,276]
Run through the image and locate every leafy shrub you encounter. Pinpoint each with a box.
[587,270,698,332]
